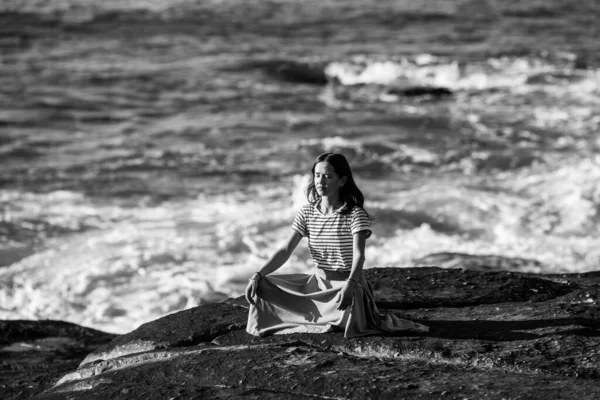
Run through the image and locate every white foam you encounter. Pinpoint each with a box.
[325,54,600,95]
[381,158,599,270]
[0,187,309,333]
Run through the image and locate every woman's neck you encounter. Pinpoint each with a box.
[319,196,343,215]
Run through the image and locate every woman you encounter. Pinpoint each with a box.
[246,153,428,337]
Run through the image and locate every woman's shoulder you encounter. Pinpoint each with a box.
[348,206,372,223]
[349,205,367,215]
[297,203,316,214]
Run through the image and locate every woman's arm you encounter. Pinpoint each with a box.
[349,230,367,281]
[246,231,302,305]
[256,231,303,277]
[337,230,367,310]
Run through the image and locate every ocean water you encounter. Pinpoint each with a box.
[1,0,599,333]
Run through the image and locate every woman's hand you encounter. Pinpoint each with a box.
[336,280,357,311]
[245,277,260,305]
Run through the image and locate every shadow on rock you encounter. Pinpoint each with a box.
[424,317,600,341]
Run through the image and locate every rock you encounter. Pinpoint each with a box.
[6,266,600,399]
[573,52,593,70]
[0,320,116,399]
[412,252,544,272]
[386,86,453,98]
[366,266,575,309]
[80,301,248,366]
[226,59,329,85]
[267,61,328,85]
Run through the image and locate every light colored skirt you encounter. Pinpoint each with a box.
[247,268,429,338]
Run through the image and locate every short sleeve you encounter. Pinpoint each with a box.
[350,207,372,238]
[292,206,308,237]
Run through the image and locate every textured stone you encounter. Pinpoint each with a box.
[80,301,248,366]
[5,266,600,400]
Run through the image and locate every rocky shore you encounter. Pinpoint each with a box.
[3,260,600,399]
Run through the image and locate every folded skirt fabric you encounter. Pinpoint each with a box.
[247,268,428,338]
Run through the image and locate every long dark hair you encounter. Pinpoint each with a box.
[306,153,371,218]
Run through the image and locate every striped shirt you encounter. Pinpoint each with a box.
[292,204,372,271]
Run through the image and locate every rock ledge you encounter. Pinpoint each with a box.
[3,266,600,399]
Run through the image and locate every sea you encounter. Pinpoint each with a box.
[1,0,599,334]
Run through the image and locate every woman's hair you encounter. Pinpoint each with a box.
[306,152,371,218]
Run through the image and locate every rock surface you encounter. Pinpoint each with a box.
[0,320,116,399]
[4,265,600,399]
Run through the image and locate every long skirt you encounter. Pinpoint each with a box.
[246,268,428,338]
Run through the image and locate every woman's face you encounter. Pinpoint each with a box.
[314,162,346,199]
